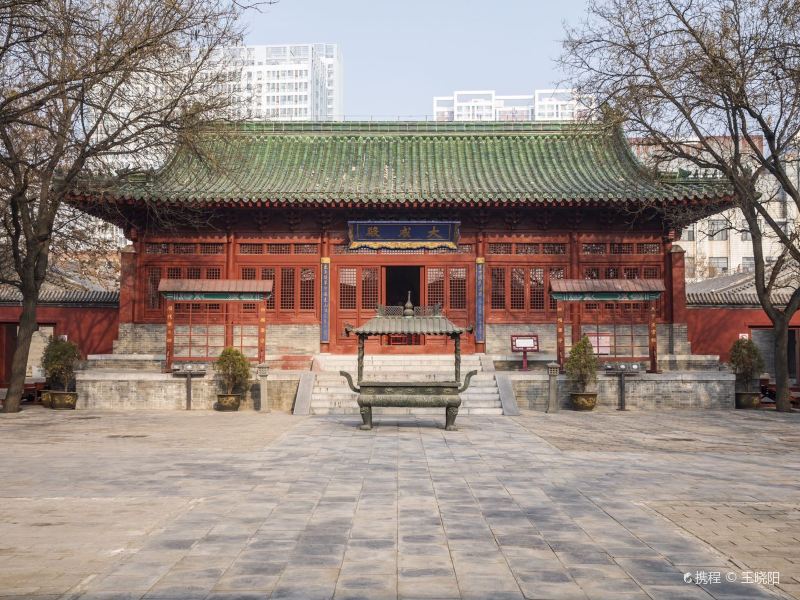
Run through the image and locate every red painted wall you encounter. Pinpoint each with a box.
[687,306,800,361]
[0,305,118,385]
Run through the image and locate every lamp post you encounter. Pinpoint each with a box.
[547,362,560,413]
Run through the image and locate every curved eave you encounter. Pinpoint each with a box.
[70,191,734,210]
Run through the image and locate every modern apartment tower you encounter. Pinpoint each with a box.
[223,44,343,121]
[432,89,584,122]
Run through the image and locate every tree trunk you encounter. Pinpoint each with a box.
[773,319,793,412]
[2,295,39,413]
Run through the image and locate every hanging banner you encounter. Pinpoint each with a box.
[348,221,460,250]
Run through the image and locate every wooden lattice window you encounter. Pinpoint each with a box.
[242,303,257,313]
[261,268,275,309]
[267,243,291,255]
[516,243,539,255]
[339,268,356,310]
[644,266,660,278]
[172,243,196,254]
[361,268,379,310]
[549,267,564,310]
[530,268,544,310]
[543,243,566,255]
[206,267,221,280]
[300,268,315,310]
[295,243,319,255]
[584,267,600,279]
[199,243,224,255]
[637,243,660,254]
[167,267,182,279]
[145,243,169,254]
[491,268,505,310]
[449,268,467,310]
[427,268,445,307]
[147,267,161,310]
[458,244,474,254]
[610,243,633,255]
[605,267,620,279]
[280,268,295,310]
[510,268,525,310]
[187,267,201,279]
[582,243,606,255]
[624,267,640,279]
[239,243,264,255]
[241,267,256,280]
[488,243,512,255]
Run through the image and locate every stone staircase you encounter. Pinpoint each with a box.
[309,354,503,416]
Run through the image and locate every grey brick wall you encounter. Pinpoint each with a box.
[113,323,166,354]
[76,372,260,410]
[510,371,735,411]
[486,324,571,355]
[266,324,319,355]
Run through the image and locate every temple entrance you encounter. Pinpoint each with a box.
[331,262,475,354]
[385,266,421,307]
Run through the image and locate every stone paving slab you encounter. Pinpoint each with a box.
[0,407,797,599]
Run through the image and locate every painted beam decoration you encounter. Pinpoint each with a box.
[550,291,662,302]
[348,221,460,250]
[161,292,270,302]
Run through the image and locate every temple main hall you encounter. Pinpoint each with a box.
[73,121,729,378]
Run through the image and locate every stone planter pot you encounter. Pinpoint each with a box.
[49,391,77,410]
[570,392,597,411]
[215,394,242,412]
[40,390,52,408]
[735,391,761,409]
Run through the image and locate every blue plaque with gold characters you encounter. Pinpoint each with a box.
[348,221,460,250]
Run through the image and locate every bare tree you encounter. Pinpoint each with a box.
[562,0,800,411]
[0,0,262,412]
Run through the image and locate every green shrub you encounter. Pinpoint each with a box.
[214,347,251,395]
[729,338,764,391]
[41,337,80,391]
[564,335,599,393]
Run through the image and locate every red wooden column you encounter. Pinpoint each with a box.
[258,301,267,363]
[648,301,658,373]
[118,244,137,325]
[165,300,175,371]
[569,232,581,345]
[556,302,566,368]
[668,244,687,324]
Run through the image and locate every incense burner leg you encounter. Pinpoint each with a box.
[445,404,459,431]
[359,404,373,430]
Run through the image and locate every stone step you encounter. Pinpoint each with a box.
[310,406,503,416]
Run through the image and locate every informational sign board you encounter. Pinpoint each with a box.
[511,335,539,352]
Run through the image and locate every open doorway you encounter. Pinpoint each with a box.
[385,266,421,307]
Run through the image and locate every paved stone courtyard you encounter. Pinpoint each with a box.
[1,408,798,600]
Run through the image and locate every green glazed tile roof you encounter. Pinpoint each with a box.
[87,121,731,205]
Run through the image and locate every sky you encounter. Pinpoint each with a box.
[245,0,589,118]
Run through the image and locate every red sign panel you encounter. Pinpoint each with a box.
[511,335,539,352]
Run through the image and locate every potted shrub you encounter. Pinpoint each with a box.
[213,347,251,411]
[729,338,764,409]
[41,337,80,410]
[565,335,599,411]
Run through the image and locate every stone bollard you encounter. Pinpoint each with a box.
[256,363,270,412]
[547,362,560,413]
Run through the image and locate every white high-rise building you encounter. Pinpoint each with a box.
[222,44,343,121]
[432,89,584,122]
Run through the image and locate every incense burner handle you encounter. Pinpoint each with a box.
[340,370,360,393]
[458,370,478,393]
